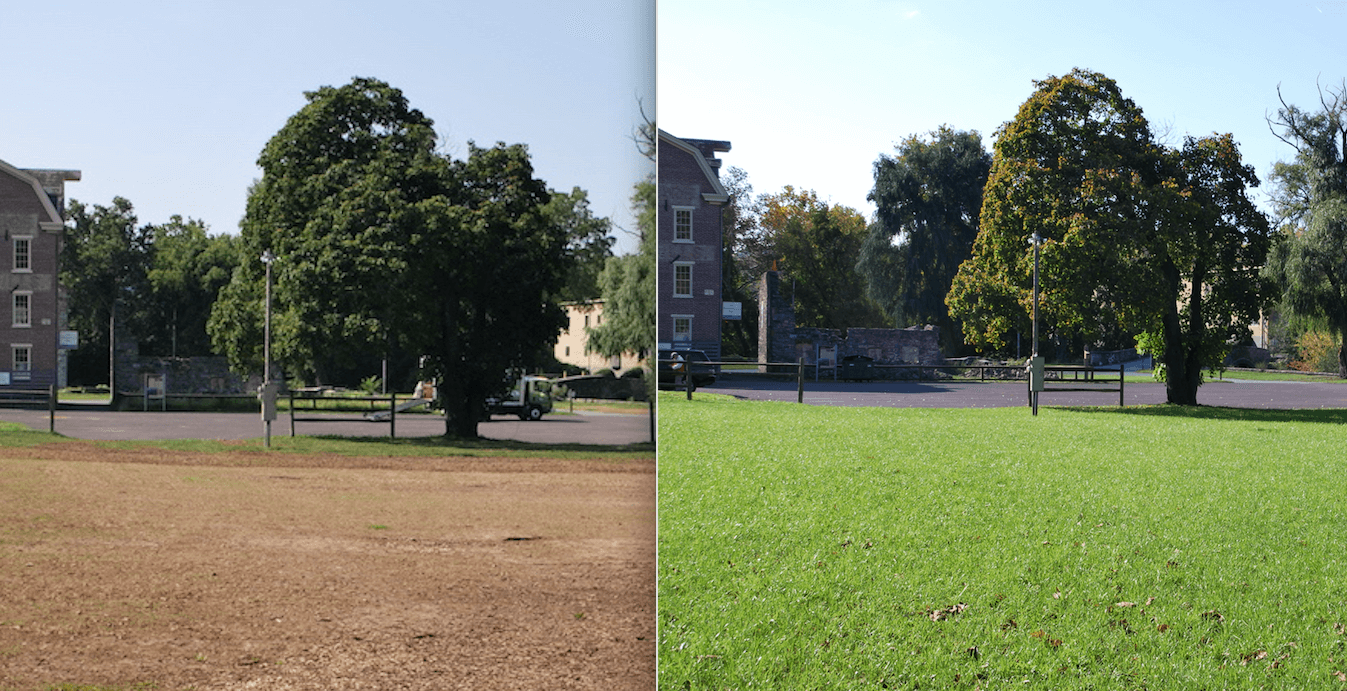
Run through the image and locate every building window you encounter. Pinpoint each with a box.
[12,293,30,328]
[673,262,693,297]
[565,346,571,357]
[584,314,591,328]
[12,345,30,380]
[13,237,31,272]
[673,207,694,242]
[673,316,693,342]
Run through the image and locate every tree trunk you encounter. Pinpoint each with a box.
[1161,261,1201,406]
[1339,341,1347,379]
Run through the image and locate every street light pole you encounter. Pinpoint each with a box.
[1031,232,1040,358]
[1029,233,1042,415]
[261,250,276,447]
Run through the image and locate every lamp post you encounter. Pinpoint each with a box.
[1030,233,1041,357]
[261,250,276,447]
[1028,233,1043,415]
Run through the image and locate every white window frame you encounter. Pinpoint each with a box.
[673,262,693,298]
[12,292,31,328]
[673,207,694,243]
[12,344,31,380]
[12,236,31,273]
[672,315,693,343]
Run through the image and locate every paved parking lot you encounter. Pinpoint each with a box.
[0,407,653,445]
[699,373,1347,409]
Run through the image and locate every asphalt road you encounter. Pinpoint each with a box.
[0,407,654,445]
[699,373,1347,409]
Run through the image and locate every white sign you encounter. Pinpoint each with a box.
[722,301,742,320]
[59,331,79,349]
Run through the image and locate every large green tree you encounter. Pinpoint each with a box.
[142,216,239,357]
[546,186,615,302]
[718,165,762,357]
[948,69,1269,405]
[61,197,152,387]
[859,126,991,351]
[588,116,656,367]
[208,77,571,437]
[760,187,886,329]
[1263,83,1347,376]
[588,177,654,363]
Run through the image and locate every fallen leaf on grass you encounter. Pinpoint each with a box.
[1334,670,1346,682]
[1030,630,1045,638]
[1116,601,1135,608]
[927,603,969,622]
[1201,609,1224,623]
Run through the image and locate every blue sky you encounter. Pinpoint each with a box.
[2,0,654,254]
[658,0,1347,218]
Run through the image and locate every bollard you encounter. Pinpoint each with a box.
[390,392,397,439]
[797,357,804,403]
[48,384,56,434]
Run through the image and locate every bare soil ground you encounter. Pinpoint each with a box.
[0,442,655,690]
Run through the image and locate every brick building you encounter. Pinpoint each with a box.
[656,130,730,360]
[0,160,79,390]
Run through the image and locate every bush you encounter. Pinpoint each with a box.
[1289,330,1339,373]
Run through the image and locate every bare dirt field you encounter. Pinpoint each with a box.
[0,442,655,690]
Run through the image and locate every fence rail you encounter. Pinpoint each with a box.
[661,359,1127,409]
[0,385,57,432]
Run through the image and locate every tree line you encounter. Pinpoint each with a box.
[721,68,1347,404]
[61,77,650,437]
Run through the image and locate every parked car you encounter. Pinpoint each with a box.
[658,349,716,389]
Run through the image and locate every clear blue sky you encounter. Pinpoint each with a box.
[659,0,1347,218]
[3,0,654,254]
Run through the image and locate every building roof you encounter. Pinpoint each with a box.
[658,130,730,205]
[0,159,80,230]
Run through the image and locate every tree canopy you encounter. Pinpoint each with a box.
[588,116,656,368]
[859,126,990,351]
[948,68,1269,404]
[62,199,239,387]
[1263,82,1347,376]
[759,187,886,330]
[208,77,577,437]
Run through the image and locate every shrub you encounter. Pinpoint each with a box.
[1289,330,1339,373]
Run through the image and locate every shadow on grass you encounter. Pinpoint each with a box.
[305,434,655,456]
[1059,404,1347,425]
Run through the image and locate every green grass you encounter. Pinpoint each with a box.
[1210,370,1347,383]
[658,393,1347,689]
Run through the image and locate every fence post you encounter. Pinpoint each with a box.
[289,390,296,437]
[797,357,804,403]
[1119,364,1125,407]
[390,392,397,439]
[48,384,55,434]
[685,369,693,400]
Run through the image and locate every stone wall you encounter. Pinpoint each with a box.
[757,270,942,373]
[116,354,250,395]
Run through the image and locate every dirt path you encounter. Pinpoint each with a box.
[0,444,654,689]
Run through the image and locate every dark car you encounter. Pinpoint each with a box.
[658,349,716,389]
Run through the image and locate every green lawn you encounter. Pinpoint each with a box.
[658,393,1347,689]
